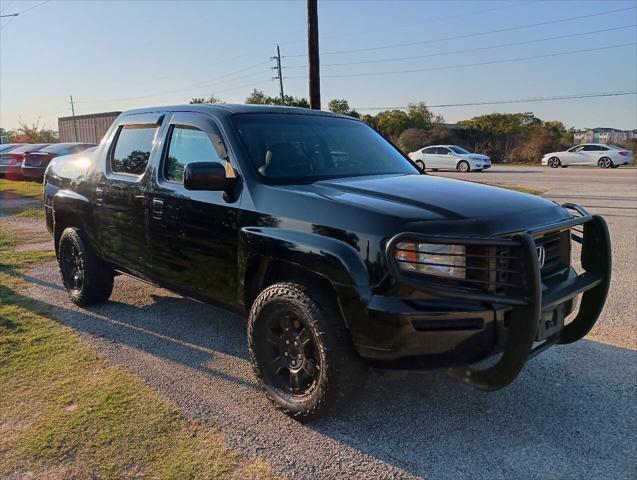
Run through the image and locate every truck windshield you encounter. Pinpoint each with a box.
[232,113,418,183]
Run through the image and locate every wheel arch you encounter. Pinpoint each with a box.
[51,190,92,254]
[238,227,372,328]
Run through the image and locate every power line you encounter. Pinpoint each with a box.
[75,68,272,104]
[284,6,637,57]
[284,24,637,69]
[353,91,637,111]
[0,0,50,30]
[278,0,537,45]
[285,42,636,79]
[0,1,16,14]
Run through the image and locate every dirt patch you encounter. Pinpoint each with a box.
[0,217,53,253]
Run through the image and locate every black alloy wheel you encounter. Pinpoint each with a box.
[60,240,84,295]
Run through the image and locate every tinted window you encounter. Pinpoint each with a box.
[581,145,597,151]
[435,147,451,155]
[110,125,157,175]
[423,147,435,154]
[233,113,417,183]
[164,125,226,183]
[448,146,470,154]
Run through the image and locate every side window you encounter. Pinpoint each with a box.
[598,146,609,151]
[110,125,157,175]
[163,124,226,184]
[422,147,434,154]
[581,145,596,152]
[436,147,450,155]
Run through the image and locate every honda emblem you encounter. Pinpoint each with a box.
[536,246,546,269]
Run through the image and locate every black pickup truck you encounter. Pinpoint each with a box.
[44,104,611,419]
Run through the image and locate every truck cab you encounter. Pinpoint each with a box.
[44,104,611,420]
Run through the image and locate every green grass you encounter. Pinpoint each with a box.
[0,226,277,480]
[0,178,44,199]
[488,183,546,195]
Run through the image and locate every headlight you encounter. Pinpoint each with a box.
[395,242,465,278]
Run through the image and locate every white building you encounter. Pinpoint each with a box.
[573,128,637,145]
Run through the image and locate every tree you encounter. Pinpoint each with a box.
[190,94,223,104]
[398,128,429,153]
[406,102,434,130]
[374,109,411,141]
[13,119,58,143]
[327,99,360,118]
[245,89,309,108]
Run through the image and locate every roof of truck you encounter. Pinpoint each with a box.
[123,103,349,118]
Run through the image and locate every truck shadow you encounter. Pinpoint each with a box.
[17,262,637,479]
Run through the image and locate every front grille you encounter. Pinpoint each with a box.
[534,230,570,276]
[465,245,520,296]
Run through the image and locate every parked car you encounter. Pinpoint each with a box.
[21,143,96,180]
[0,143,26,153]
[44,104,611,420]
[408,145,491,172]
[0,143,50,178]
[541,143,633,168]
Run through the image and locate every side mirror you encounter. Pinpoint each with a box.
[184,162,235,191]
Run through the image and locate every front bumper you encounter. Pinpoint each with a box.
[363,204,611,390]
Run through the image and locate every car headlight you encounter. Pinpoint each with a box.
[394,242,466,279]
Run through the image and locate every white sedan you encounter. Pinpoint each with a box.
[408,145,491,172]
[541,143,633,168]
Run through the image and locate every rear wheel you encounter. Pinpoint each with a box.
[415,159,425,171]
[58,228,114,306]
[248,282,365,420]
[598,157,613,169]
[457,160,470,173]
[548,157,561,168]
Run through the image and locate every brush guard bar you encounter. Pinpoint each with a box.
[385,204,611,390]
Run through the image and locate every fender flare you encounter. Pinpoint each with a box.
[238,227,373,321]
[51,189,92,249]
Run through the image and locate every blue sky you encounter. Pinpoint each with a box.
[1,0,636,131]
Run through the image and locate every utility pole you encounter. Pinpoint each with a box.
[307,0,321,110]
[271,45,285,106]
[69,95,78,142]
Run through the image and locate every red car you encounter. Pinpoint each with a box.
[0,144,50,179]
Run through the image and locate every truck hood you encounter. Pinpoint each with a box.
[302,174,571,236]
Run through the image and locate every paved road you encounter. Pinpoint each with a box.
[10,166,637,479]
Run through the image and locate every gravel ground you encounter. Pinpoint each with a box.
[11,166,637,479]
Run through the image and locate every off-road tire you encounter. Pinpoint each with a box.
[247,282,365,420]
[457,160,470,172]
[58,227,114,307]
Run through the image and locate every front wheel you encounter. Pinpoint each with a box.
[58,227,114,306]
[457,160,470,173]
[248,282,365,420]
[598,157,613,169]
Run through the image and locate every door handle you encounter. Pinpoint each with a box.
[95,187,104,206]
[152,198,164,220]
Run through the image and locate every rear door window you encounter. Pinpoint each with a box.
[110,125,157,175]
